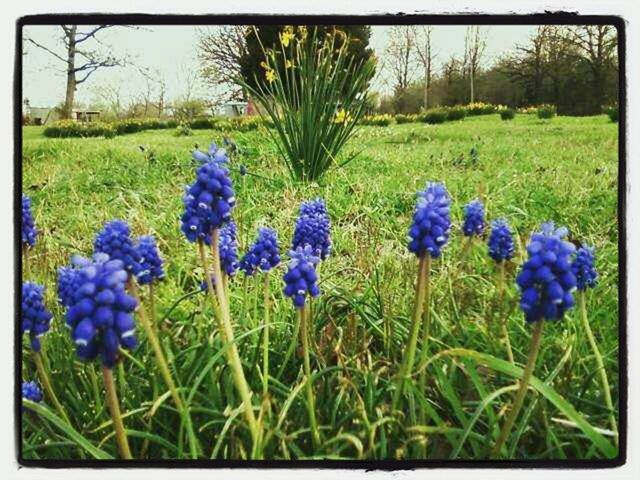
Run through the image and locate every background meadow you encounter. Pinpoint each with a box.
[21,112,619,460]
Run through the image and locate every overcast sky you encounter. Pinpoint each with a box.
[22,24,537,108]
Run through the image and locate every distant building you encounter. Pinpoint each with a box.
[22,99,101,125]
[71,109,101,122]
[217,101,248,117]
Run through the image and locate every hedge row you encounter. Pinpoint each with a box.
[43,116,271,138]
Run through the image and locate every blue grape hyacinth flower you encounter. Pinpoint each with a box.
[488,218,516,262]
[516,222,577,323]
[65,253,138,368]
[219,221,239,276]
[292,198,331,260]
[22,381,43,403]
[136,235,165,285]
[22,195,37,247]
[22,282,53,352]
[283,245,320,308]
[572,245,598,291]
[192,141,228,165]
[408,182,452,258]
[240,227,281,275]
[94,220,142,276]
[180,159,236,245]
[462,199,485,237]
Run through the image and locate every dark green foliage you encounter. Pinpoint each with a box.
[43,120,115,138]
[418,108,448,124]
[394,114,416,124]
[500,108,516,120]
[446,106,468,121]
[604,105,619,123]
[537,104,558,119]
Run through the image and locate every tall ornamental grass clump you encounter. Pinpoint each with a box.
[241,27,375,182]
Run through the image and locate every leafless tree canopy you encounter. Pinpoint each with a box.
[197,26,249,102]
[463,26,488,103]
[384,26,418,93]
[25,25,124,118]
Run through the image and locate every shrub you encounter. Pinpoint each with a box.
[241,27,375,182]
[229,116,263,132]
[446,106,468,121]
[174,123,192,137]
[360,114,393,126]
[395,113,416,124]
[466,102,496,116]
[500,108,516,120]
[604,105,619,123]
[418,108,448,125]
[43,120,115,138]
[189,117,219,130]
[537,104,557,119]
[114,119,143,135]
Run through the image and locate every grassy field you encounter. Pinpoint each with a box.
[21,113,620,461]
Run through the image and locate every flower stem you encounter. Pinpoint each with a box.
[578,291,618,446]
[497,260,514,365]
[262,272,271,398]
[101,366,132,459]
[33,352,70,425]
[127,279,200,459]
[198,234,261,456]
[490,319,545,458]
[148,282,158,332]
[299,305,321,450]
[392,254,430,411]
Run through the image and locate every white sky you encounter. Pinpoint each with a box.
[22,24,537,108]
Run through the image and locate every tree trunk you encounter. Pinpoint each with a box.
[470,68,475,104]
[63,25,77,120]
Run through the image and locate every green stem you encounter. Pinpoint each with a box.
[33,352,70,425]
[262,272,271,398]
[101,366,132,459]
[490,319,545,458]
[127,279,200,459]
[199,235,261,456]
[579,291,618,446]
[299,305,321,449]
[277,307,302,379]
[392,254,430,411]
[497,261,514,365]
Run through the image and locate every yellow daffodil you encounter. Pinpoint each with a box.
[285,59,294,69]
[334,108,352,124]
[280,26,295,47]
[265,69,276,83]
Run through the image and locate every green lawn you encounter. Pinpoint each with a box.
[21,114,620,460]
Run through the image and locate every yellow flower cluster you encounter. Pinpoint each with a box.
[333,108,353,124]
[280,26,295,47]
[261,60,276,84]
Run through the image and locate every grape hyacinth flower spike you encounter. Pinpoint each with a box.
[64,253,136,459]
[394,182,451,412]
[22,282,53,352]
[22,381,43,403]
[192,140,229,165]
[572,246,616,444]
[22,281,69,424]
[219,221,239,285]
[462,199,485,237]
[241,227,281,396]
[183,155,259,454]
[487,218,516,363]
[135,235,165,286]
[22,195,37,248]
[292,198,332,260]
[283,244,321,448]
[491,222,577,458]
[94,220,142,277]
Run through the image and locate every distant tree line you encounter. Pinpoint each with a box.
[379,25,619,116]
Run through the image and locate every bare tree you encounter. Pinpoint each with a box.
[197,26,249,102]
[24,25,124,118]
[136,66,168,117]
[411,26,438,109]
[463,26,488,103]
[384,26,417,93]
[564,25,618,112]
